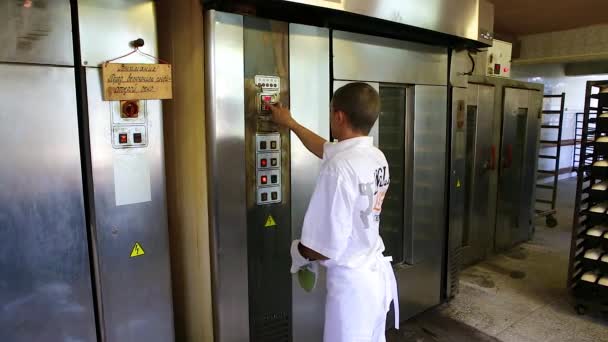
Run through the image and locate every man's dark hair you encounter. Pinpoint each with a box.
[332,82,380,135]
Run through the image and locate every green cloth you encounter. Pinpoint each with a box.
[297,267,316,292]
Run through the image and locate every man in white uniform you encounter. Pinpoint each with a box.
[269,82,399,342]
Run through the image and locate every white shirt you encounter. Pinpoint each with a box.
[301,136,390,269]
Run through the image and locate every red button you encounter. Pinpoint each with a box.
[119,133,127,144]
[261,159,268,167]
[261,175,268,184]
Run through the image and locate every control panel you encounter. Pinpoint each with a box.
[255,75,280,115]
[111,100,148,149]
[474,39,512,78]
[256,132,282,205]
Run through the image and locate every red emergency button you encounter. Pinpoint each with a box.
[119,133,128,144]
[261,175,268,184]
[261,95,272,111]
[260,158,268,167]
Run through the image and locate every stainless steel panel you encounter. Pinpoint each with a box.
[289,23,330,342]
[86,65,174,341]
[204,11,249,342]
[242,16,292,341]
[78,0,158,66]
[446,87,466,298]
[462,84,495,266]
[395,259,443,319]
[0,0,74,65]
[277,0,481,42]
[450,50,470,88]
[333,80,380,146]
[519,90,541,242]
[395,85,447,320]
[0,64,96,341]
[410,85,447,263]
[496,88,530,251]
[333,30,448,86]
[478,0,495,44]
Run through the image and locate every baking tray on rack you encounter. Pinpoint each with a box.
[592,160,608,179]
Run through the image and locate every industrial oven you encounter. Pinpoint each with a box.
[461,75,543,266]
[1,1,174,341]
[1,1,539,342]
[203,1,493,340]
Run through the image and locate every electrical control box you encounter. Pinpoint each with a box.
[255,75,280,115]
[256,132,282,204]
[474,39,512,78]
[111,100,148,148]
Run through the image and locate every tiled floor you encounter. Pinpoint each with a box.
[389,178,608,341]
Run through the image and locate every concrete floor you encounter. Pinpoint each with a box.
[389,177,608,341]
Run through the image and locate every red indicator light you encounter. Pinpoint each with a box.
[119,133,128,144]
[261,176,268,184]
[503,67,509,73]
[261,159,268,167]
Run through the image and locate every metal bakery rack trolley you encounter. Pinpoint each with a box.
[570,80,608,315]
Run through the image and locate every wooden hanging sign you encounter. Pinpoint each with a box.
[102,63,173,101]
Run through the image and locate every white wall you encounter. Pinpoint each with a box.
[512,63,608,179]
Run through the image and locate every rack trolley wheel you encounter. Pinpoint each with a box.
[546,215,558,228]
[575,304,587,316]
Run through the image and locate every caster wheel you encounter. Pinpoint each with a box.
[546,215,558,228]
[576,304,586,315]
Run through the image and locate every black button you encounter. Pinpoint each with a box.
[260,141,267,150]
[271,192,278,200]
[270,141,277,149]
[271,158,277,166]
[261,193,268,202]
[119,133,128,144]
[133,133,142,143]
[271,175,278,184]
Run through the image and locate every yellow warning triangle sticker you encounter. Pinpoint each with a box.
[456,180,461,188]
[265,215,277,228]
[130,242,145,258]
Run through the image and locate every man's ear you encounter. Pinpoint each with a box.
[335,110,347,125]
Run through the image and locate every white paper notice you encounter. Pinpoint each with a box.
[113,153,151,206]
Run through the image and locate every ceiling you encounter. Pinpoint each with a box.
[490,0,608,36]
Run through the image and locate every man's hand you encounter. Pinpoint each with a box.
[269,103,296,129]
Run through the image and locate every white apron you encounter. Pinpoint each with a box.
[323,255,399,342]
